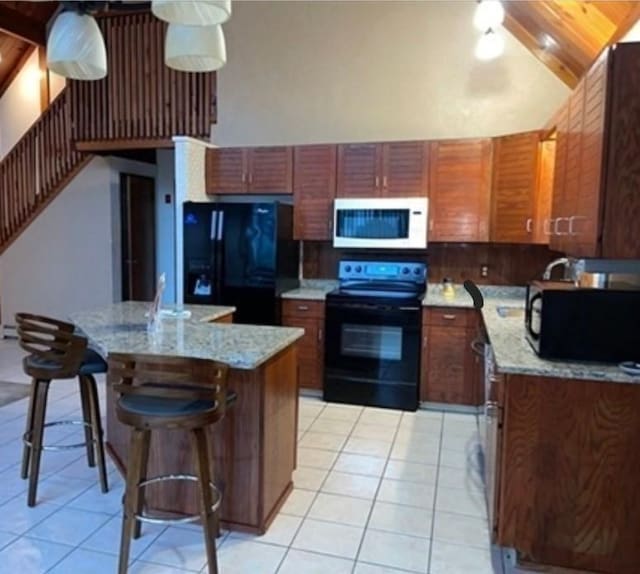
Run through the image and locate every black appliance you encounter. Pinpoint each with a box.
[183,202,299,325]
[525,280,640,363]
[324,260,427,411]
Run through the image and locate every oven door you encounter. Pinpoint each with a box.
[324,300,421,410]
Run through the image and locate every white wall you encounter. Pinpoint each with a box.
[156,149,177,304]
[621,19,640,42]
[0,157,115,327]
[212,0,571,147]
[0,50,42,159]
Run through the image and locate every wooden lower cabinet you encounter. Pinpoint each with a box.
[282,300,325,390]
[420,307,482,405]
[491,374,640,573]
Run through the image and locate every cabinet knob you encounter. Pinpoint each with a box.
[443,314,456,320]
[543,218,552,236]
[375,176,380,189]
[318,328,323,343]
[297,305,309,311]
[526,218,533,233]
[241,173,247,183]
[382,176,388,189]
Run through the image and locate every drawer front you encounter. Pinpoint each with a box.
[282,299,325,319]
[423,307,471,328]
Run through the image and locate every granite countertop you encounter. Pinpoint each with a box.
[281,279,339,300]
[70,302,304,370]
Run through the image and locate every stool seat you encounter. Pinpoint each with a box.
[119,393,216,417]
[24,348,107,376]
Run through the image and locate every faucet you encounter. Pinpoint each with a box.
[542,257,570,280]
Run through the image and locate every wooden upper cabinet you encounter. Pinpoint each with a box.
[428,138,493,242]
[336,143,381,197]
[380,141,429,197]
[206,148,247,195]
[573,54,608,257]
[293,145,337,240]
[490,131,540,244]
[205,146,292,195]
[247,146,293,194]
[550,101,569,253]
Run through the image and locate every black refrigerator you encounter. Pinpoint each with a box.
[183,201,299,325]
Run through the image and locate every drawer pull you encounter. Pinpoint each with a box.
[443,314,456,320]
[297,305,309,311]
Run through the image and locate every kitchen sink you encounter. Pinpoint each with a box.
[495,305,525,318]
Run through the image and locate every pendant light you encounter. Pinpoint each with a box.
[47,11,107,80]
[165,24,227,72]
[475,28,505,61]
[473,0,505,32]
[152,0,231,26]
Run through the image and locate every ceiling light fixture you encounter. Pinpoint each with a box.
[46,10,107,80]
[152,0,231,26]
[475,28,505,61]
[165,24,227,72]
[473,0,505,32]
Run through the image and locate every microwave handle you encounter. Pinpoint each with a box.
[526,292,542,340]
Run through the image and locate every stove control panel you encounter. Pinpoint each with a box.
[338,260,427,283]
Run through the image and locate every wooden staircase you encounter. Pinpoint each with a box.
[0,12,216,255]
[0,89,91,255]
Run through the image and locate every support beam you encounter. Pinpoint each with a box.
[0,6,47,46]
[38,46,50,112]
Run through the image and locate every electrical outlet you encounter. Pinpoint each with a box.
[480,264,489,278]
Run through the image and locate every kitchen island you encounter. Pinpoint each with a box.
[71,302,304,534]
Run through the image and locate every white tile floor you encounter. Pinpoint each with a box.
[0,338,516,573]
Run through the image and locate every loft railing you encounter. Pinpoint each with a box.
[69,12,216,151]
[0,89,90,254]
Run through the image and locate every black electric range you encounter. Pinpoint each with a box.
[324,260,427,411]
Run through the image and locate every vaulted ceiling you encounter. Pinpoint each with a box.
[0,1,639,98]
[503,0,640,87]
[0,1,58,97]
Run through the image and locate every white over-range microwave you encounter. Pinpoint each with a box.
[333,197,429,249]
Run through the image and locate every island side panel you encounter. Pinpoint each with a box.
[260,344,298,530]
[499,375,640,574]
[105,359,264,531]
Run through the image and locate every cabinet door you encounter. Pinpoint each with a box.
[293,145,337,240]
[421,323,475,404]
[247,146,293,194]
[381,141,429,197]
[573,54,608,257]
[336,143,382,197]
[562,78,586,254]
[282,314,324,390]
[490,131,540,243]
[550,101,569,251]
[205,148,247,195]
[429,139,492,242]
[533,139,555,245]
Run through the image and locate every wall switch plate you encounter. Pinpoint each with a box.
[480,264,489,278]
[164,194,172,204]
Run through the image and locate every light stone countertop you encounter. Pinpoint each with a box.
[281,279,339,301]
[70,301,304,370]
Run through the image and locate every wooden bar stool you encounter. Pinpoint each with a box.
[109,353,232,574]
[15,313,109,507]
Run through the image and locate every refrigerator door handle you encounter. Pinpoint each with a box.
[210,210,218,240]
[217,211,225,241]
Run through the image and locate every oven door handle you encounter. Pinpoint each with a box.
[327,302,420,312]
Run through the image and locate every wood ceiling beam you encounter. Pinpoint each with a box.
[0,5,47,46]
[607,2,640,44]
[503,12,579,89]
[0,44,37,99]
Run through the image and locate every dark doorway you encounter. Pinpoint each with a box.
[120,174,156,301]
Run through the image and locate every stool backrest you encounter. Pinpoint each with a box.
[15,313,88,378]
[109,353,230,422]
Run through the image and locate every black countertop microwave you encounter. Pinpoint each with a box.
[525,281,640,363]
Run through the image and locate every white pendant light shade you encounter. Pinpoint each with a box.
[165,24,226,72]
[473,0,505,32]
[475,29,505,61]
[152,0,231,26]
[47,11,107,80]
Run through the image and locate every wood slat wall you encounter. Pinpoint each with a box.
[0,89,91,254]
[69,13,216,150]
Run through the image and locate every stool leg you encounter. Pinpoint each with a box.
[27,380,50,507]
[133,430,151,539]
[190,427,218,574]
[79,376,96,468]
[118,428,146,574]
[20,379,39,480]
[86,375,109,493]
